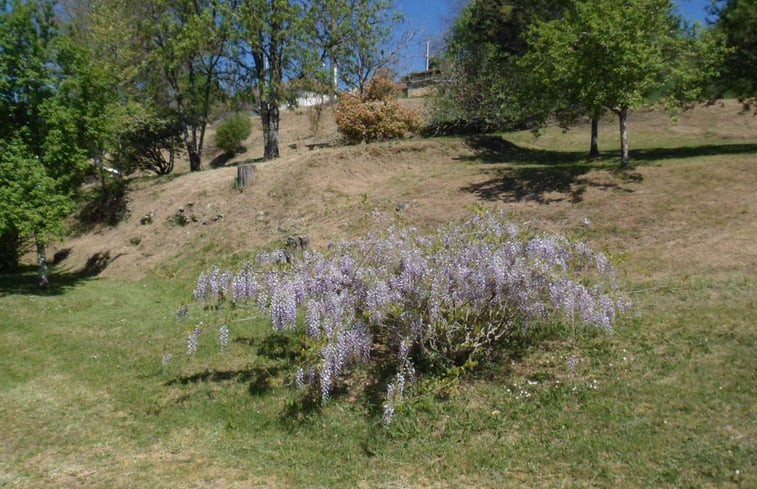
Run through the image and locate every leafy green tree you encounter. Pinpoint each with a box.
[710,0,756,99]
[136,0,232,171]
[310,0,402,93]
[0,139,77,286]
[112,109,185,175]
[0,0,97,285]
[234,0,305,160]
[233,0,397,160]
[432,0,569,132]
[76,0,232,172]
[518,0,722,167]
[61,0,187,177]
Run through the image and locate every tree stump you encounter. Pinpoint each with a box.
[237,164,256,188]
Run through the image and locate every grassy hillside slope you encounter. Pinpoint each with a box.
[0,100,755,488]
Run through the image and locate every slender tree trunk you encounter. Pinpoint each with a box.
[35,237,49,289]
[179,108,202,172]
[590,116,600,157]
[187,146,202,172]
[260,102,280,160]
[619,107,629,168]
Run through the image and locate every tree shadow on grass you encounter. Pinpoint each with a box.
[463,135,757,166]
[166,332,300,406]
[460,135,623,204]
[0,250,123,296]
[166,365,281,396]
[458,135,755,204]
[460,134,590,165]
[464,166,595,204]
[630,143,757,161]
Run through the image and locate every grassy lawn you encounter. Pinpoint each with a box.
[1,113,755,487]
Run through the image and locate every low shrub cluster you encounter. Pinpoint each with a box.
[190,212,629,425]
[335,76,423,144]
[215,113,252,155]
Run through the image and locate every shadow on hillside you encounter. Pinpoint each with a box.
[460,134,590,165]
[463,166,592,204]
[0,250,122,296]
[630,143,757,161]
[209,153,264,168]
[460,135,754,204]
[460,135,616,204]
[72,184,132,236]
[209,153,234,168]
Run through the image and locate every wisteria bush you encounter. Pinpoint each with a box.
[190,212,628,425]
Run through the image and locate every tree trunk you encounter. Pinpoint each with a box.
[188,148,202,172]
[181,121,202,172]
[619,108,629,168]
[589,116,600,157]
[260,102,280,160]
[237,164,256,188]
[36,238,49,289]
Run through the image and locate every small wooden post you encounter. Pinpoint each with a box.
[237,164,256,188]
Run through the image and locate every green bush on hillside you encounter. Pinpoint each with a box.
[215,113,252,155]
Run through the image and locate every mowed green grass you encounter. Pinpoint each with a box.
[1,111,756,488]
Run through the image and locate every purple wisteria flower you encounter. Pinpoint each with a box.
[190,211,629,424]
[219,324,230,352]
[187,325,201,355]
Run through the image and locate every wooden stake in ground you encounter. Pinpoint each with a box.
[237,164,256,189]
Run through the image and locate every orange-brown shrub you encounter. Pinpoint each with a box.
[335,76,423,144]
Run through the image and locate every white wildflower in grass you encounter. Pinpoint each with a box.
[191,211,629,425]
[382,400,395,427]
[295,367,305,390]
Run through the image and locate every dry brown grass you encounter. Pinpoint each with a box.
[44,99,756,285]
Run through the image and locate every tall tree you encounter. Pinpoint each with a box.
[234,0,305,160]
[310,0,402,93]
[710,0,756,100]
[62,0,188,177]
[518,0,722,167]
[0,0,99,285]
[73,0,234,172]
[234,0,396,160]
[133,0,231,171]
[431,0,569,132]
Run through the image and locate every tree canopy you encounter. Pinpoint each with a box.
[0,0,99,283]
[517,0,723,166]
[234,0,399,160]
[431,0,569,132]
[710,0,757,100]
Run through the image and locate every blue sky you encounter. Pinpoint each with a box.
[392,0,714,74]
